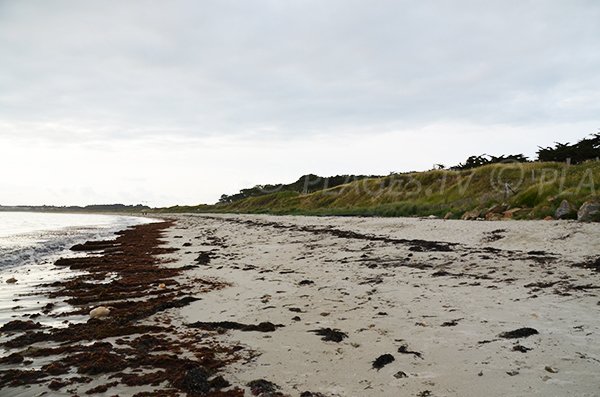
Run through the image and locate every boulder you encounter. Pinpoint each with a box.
[487,204,508,214]
[443,211,454,220]
[555,200,575,220]
[89,306,112,319]
[503,208,519,219]
[485,212,503,221]
[484,204,509,220]
[503,208,529,219]
[577,201,600,222]
[461,209,482,221]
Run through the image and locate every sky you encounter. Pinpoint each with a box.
[1,0,599,207]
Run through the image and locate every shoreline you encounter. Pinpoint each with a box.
[0,214,160,327]
[1,214,599,396]
[0,221,250,396]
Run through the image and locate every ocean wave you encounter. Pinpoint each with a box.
[0,215,154,269]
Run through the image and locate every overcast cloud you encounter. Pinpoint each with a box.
[1,0,599,206]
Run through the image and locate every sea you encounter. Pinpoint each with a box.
[0,212,156,329]
[0,212,154,269]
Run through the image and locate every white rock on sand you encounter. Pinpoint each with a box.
[89,306,112,319]
[161,214,600,397]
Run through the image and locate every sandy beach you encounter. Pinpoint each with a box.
[1,214,599,396]
[4,2,600,396]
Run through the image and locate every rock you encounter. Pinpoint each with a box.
[485,212,503,221]
[89,306,112,319]
[461,209,482,220]
[158,283,166,289]
[443,212,454,220]
[544,366,559,373]
[555,200,575,219]
[394,371,408,379]
[5,277,17,284]
[577,201,600,222]
[488,204,508,214]
[503,208,520,218]
[426,215,438,219]
[503,208,529,219]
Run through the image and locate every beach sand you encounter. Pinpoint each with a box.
[165,214,600,397]
[1,214,599,396]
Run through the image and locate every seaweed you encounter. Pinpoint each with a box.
[397,345,423,359]
[372,354,395,370]
[308,328,348,343]
[0,320,43,332]
[498,327,539,339]
[0,221,243,395]
[188,321,283,332]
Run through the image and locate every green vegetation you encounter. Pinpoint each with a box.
[156,161,600,219]
[217,174,379,204]
[450,154,529,170]
[154,132,599,219]
[15,134,597,219]
[537,133,600,164]
[448,133,599,170]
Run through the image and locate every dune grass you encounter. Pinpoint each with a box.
[157,161,600,219]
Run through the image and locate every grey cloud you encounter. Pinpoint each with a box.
[0,0,599,144]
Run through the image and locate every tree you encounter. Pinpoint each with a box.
[537,133,600,164]
[451,154,529,170]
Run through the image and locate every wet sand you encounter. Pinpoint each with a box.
[1,214,599,396]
